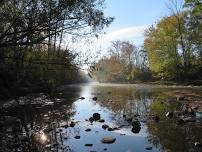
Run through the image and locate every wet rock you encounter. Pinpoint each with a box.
[64,124,69,128]
[194,142,201,147]
[89,117,94,122]
[182,117,196,122]
[85,128,91,132]
[101,137,116,144]
[74,136,80,139]
[43,127,54,133]
[166,112,173,118]
[59,128,63,132]
[188,107,195,116]
[104,148,107,151]
[131,120,141,133]
[123,114,126,118]
[99,119,105,123]
[185,137,191,141]
[45,144,51,149]
[191,106,198,110]
[177,118,185,125]
[154,116,160,122]
[18,135,29,142]
[177,96,185,101]
[107,127,114,131]
[126,117,133,123]
[79,97,85,100]
[0,116,21,127]
[92,97,98,101]
[145,146,152,150]
[134,114,140,117]
[131,126,141,133]
[2,99,18,109]
[132,120,141,128]
[70,121,75,127]
[92,113,100,121]
[85,144,93,147]
[102,124,109,129]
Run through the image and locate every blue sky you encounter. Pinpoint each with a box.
[102,0,171,45]
[69,0,184,62]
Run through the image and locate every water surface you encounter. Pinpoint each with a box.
[2,83,202,152]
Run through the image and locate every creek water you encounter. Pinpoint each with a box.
[1,83,202,152]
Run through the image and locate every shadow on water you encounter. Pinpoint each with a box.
[0,83,202,152]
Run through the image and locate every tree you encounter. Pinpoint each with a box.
[184,0,202,62]
[0,0,114,98]
[0,0,114,48]
[90,41,151,82]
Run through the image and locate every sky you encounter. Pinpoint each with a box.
[67,0,181,69]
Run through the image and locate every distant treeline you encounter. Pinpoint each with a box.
[0,0,113,99]
[90,0,202,85]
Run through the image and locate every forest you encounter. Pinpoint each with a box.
[90,0,202,85]
[0,0,113,99]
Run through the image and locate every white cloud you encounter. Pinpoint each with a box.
[66,25,149,58]
[103,25,148,42]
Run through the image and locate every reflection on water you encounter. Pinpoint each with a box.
[1,83,202,152]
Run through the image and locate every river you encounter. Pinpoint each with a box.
[1,82,202,152]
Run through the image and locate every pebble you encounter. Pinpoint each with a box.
[101,137,116,144]
[85,128,91,132]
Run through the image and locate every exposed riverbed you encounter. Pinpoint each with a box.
[1,83,202,152]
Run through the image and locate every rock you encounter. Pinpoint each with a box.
[145,146,152,150]
[92,113,100,121]
[166,112,173,118]
[64,124,69,128]
[45,144,51,149]
[177,118,185,125]
[101,137,116,144]
[102,124,109,129]
[188,108,195,116]
[194,142,201,147]
[99,119,105,123]
[134,114,140,117]
[85,128,91,132]
[123,114,126,118]
[0,116,21,127]
[70,122,75,127]
[18,135,29,142]
[89,117,94,122]
[177,96,185,101]
[107,127,114,131]
[59,128,63,132]
[92,97,97,101]
[85,144,93,147]
[2,100,18,108]
[131,126,141,133]
[154,116,160,122]
[182,117,196,122]
[191,106,198,110]
[79,97,85,100]
[126,117,133,123]
[74,136,80,139]
[132,120,141,128]
[104,148,107,151]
